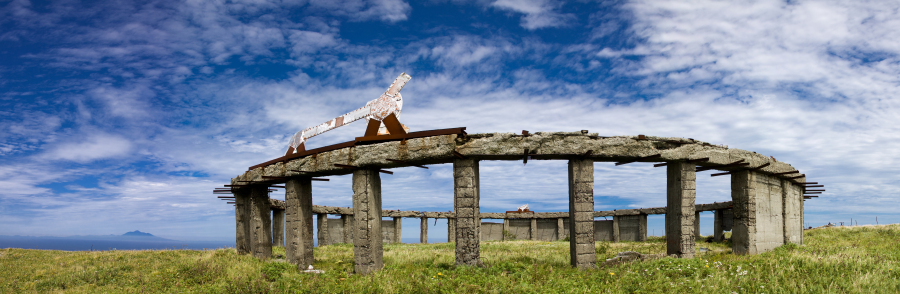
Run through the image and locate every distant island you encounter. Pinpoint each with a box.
[122,230,154,237]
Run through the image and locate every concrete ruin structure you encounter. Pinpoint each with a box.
[221,131,814,273]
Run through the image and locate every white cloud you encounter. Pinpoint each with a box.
[492,0,575,30]
[45,133,133,163]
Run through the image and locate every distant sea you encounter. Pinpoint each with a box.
[0,236,451,251]
[0,235,233,251]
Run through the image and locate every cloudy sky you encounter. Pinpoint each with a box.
[2,0,899,242]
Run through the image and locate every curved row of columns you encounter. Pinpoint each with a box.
[232,158,803,274]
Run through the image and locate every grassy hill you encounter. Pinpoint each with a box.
[2,225,899,293]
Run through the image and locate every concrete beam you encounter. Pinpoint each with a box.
[783,180,803,245]
[530,218,538,241]
[234,188,251,254]
[694,211,701,239]
[249,186,272,259]
[285,178,314,268]
[454,159,481,266]
[273,209,285,246]
[666,161,696,258]
[352,169,383,274]
[568,159,596,269]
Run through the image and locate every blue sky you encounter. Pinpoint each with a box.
[2,0,899,242]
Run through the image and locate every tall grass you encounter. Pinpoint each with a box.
[2,225,899,293]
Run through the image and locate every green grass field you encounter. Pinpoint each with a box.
[2,225,899,293]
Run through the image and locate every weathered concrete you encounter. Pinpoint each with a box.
[328,218,345,244]
[502,219,510,241]
[380,219,398,243]
[448,218,456,243]
[666,161,696,258]
[393,217,403,243]
[249,186,273,259]
[234,188,251,254]
[569,159,596,269]
[713,209,726,242]
[612,216,620,242]
[481,222,504,241]
[694,211,701,239]
[783,180,803,244]
[285,178,314,267]
[617,214,648,242]
[342,215,354,244]
[272,209,285,246]
[535,219,557,241]
[530,218,538,241]
[353,169,383,274]
[732,171,786,255]
[594,220,614,241]
[557,218,567,240]
[420,217,429,244]
[508,219,531,240]
[317,213,330,247]
[454,159,481,266]
[235,133,802,183]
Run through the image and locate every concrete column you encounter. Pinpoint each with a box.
[393,217,403,244]
[285,178,314,267]
[352,169,383,275]
[694,211,702,239]
[341,215,354,244]
[272,209,285,246]
[568,159,596,269]
[612,216,621,243]
[666,161,696,258]
[713,209,725,242]
[530,218,538,241]
[234,188,251,254]
[502,219,510,241]
[638,214,648,242]
[420,217,429,244]
[317,214,330,247]
[782,180,803,245]
[448,218,456,243]
[557,218,566,241]
[249,186,273,259]
[454,159,481,266]
[732,171,785,255]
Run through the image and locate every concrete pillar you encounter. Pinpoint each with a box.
[502,219,510,241]
[448,218,456,243]
[285,178,314,267]
[530,218,538,241]
[556,218,566,241]
[420,217,429,244]
[234,188,251,254]
[713,209,725,242]
[612,216,621,242]
[317,214,330,247]
[638,214,648,242]
[393,217,403,243]
[782,180,803,245]
[249,186,272,259]
[272,209,285,246]
[352,169,383,275]
[454,159,481,266]
[666,161,696,258]
[568,159,596,269]
[694,211,702,239]
[732,171,785,255]
[342,215,354,244]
